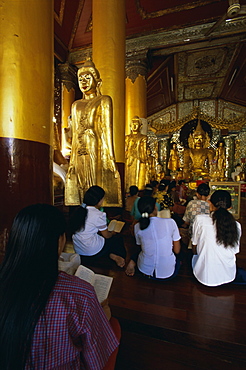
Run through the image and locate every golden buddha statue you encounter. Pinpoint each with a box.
[168,142,180,172]
[183,120,215,180]
[125,116,147,191]
[146,144,159,182]
[231,164,246,182]
[65,60,122,206]
[215,140,226,181]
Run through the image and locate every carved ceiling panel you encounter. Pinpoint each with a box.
[54,0,246,116]
[183,82,215,100]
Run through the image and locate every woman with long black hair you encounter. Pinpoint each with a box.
[0,204,118,369]
[192,190,242,286]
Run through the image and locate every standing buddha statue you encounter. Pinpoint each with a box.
[65,60,122,206]
[215,140,226,181]
[168,142,180,173]
[125,116,147,191]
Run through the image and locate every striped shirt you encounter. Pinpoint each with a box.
[25,272,118,369]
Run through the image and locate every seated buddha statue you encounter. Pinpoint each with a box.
[183,120,215,180]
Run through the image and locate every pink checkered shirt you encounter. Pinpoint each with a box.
[25,272,119,369]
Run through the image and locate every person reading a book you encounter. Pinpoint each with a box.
[125,196,181,278]
[70,185,126,267]
[0,204,119,369]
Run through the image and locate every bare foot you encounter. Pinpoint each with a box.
[125,260,136,276]
[109,253,125,268]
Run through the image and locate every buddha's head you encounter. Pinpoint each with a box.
[188,120,210,149]
[131,116,141,133]
[77,59,101,95]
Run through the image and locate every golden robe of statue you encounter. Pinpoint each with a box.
[125,116,147,191]
[168,142,180,172]
[146,145,158,183]
[215,140,226,181]
[183,120,215,180]
[65,60,122,206]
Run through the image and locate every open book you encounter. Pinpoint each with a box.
[75,265,113,303]
[108,219,125,232]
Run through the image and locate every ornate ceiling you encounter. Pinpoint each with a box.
[54,0,246,117]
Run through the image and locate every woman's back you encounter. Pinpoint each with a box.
[192,214,241,286]
[125,194,138,212]
[73,206,107,256]
[135,217,180,278]
[26,272,118,369]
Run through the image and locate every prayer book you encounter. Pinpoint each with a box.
[75,265,113,303]
[108,219,125,233]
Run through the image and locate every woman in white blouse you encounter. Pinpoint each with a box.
[192,190,241,286]
[126,196,181,279]
[70,185,126,267]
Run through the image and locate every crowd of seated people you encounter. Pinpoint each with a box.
[1,180,245,369]
[124,179,246,285]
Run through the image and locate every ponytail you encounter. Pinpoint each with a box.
[138,196,156,230]
[69,185,105,235]
[69,206,88,234]
[210,190,239,248]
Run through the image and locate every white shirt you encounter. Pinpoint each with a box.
[192,214,241,287]
[73,206,107,256]
[134,217,180,278]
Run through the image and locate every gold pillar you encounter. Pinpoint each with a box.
[58,62,77,153]
[0,0,53,258]
[92,0,126,164]
[125,54,149,135]
[58,62,77,130]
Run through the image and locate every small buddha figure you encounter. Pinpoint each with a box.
[183,120,215,180]
[125,116,147,191]
[168,142,180,173]
[157,170,165,183]
[65,59,122,206]
[215,140,226,181]
[231,164,246,182]
[146,145,158,183]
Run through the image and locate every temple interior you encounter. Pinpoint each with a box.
[1,1,246,369]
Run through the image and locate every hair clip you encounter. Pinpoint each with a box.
[81,202,87,208]
[141,212,149,218]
